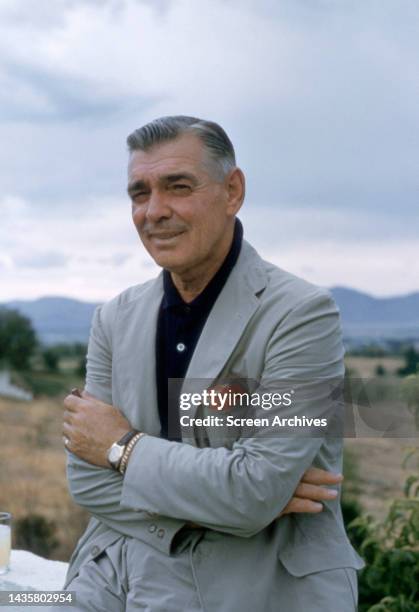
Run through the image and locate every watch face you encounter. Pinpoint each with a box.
[108,444,124,465]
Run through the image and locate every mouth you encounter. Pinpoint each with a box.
[148,230,186,241]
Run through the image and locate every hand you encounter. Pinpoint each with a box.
[62,390,132,467]
[279,467,343,516]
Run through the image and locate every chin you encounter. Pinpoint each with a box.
[150,250,187,271]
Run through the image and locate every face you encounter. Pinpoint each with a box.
[127,133,244,275]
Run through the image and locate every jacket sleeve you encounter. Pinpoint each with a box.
[120,291,345,537]
[66,305,160,539]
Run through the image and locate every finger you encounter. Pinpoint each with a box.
[302,467,343,485]
[62,422,73,437]
[281,497,323,515]
[63,394,84,411]
[63,410,74,425]
[295,482,339,501]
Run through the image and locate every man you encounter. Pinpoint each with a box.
[62,116,364,611]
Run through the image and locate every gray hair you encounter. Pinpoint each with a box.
[126,115,236,180]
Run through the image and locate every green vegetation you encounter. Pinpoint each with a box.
[41,347,60,373]
[14,514,59,558]
[20,342,87,396]
[0,307,37,370]
[398,348,419,377]
[401,373,419,432]
[375,364,387,377]
[347,345,390,358]
[343,449,419,611]
[16,369,84,397]
[0,306,87,397]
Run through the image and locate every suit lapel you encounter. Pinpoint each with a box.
[114,241,267,436]
[181,241,267,410]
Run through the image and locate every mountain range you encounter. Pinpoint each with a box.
[3,287,419,345]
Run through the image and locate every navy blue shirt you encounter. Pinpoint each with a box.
[156,218,243,440]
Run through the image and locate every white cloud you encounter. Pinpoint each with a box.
[0,0,418,297]
[0,193,159,301]
[13,251,69,269]
[1,195,417,301]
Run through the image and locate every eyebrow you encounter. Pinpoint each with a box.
[127,172,198,196]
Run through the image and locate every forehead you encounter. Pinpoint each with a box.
[128,133,210,182]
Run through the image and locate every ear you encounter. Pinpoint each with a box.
[225,167,245,216]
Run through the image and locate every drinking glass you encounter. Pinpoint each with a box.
[0,512,12,575]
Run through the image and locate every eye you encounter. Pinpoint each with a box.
[171,184,191,193]
[131,191,149,203]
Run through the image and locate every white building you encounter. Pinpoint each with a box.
[0,369,33,401]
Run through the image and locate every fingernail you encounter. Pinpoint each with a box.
[314,503,323,510]
[328,489,338,497]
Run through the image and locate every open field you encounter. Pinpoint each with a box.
[345,355,404,377]
[0,356,417,560]
[0,396,89,561]
[343,437,417,520]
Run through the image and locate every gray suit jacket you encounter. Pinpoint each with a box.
[64,239,364,609]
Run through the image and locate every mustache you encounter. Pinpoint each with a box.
[143,223,187,236]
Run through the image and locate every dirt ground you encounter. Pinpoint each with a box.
[343,356,418,519]
[343,437,417,520]
[345,355,403,377]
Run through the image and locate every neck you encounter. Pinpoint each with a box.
[170,224,236,302]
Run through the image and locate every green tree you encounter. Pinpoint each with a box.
[0,307,37,370]
[41,347,60,372]
[398,347,419,377]
[75,355,86,378]
[375,364,386,377]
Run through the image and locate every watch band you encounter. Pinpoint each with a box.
[118,432,146,475]
[117,430,139,446]
[107,430,140,470]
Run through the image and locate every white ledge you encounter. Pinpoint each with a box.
[0,550,68,592]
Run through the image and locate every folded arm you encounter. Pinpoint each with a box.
[120,291,344,536]
[67,292,344,538]
[65,306,160,539]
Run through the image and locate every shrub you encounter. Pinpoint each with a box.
[347,449,419,611]
[14,514,59,558]
[0,308,37,370]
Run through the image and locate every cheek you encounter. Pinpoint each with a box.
[132,206,145,228]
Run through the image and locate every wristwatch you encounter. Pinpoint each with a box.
[107,430,139,470]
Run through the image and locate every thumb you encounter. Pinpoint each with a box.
[80,389,97,401]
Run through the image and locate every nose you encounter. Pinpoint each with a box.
[145,191,172,223]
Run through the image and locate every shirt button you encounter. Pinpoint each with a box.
[148,524,157,533]
[157,528,165,538]
[90,545,100,556]
[176,343,186,353]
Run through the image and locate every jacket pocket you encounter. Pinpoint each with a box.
[64,529,122,589]
[278,534,365,577]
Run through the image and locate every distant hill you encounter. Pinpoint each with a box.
[3,297,99,345]
[330,287,419,341]
[2,287,419,345]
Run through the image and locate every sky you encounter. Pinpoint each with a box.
[1,0,418,301]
